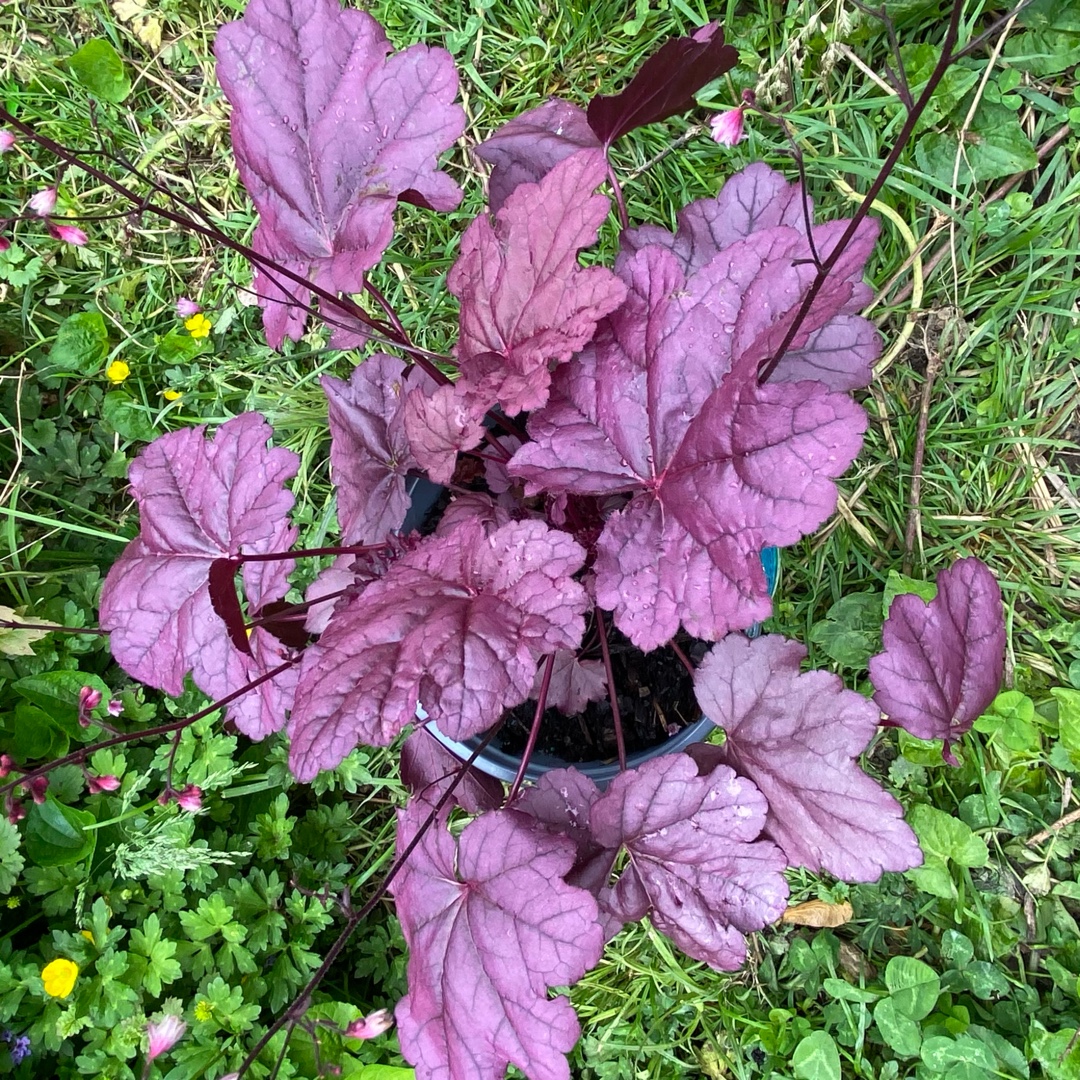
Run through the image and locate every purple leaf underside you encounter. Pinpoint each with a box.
[509,194,869,648]
[392,802,603,1080]
[695,634,923,882]
[535,650,608,716]
[323,354,434,543]
[450,149,627,417]
[586,22,738,146]
[214,0,465,346]
[287,519,589,781]
[400,728,503,813]
[869,557,1006,752]
[99,413,300,738]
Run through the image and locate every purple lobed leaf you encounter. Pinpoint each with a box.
[694,634,923,882]
[288,519,589,780]
[585,23,738,146]
[510,220,868,648]
[323,354,433,543]
[392,800,603,1080]
[587,754,789,970]
[534,650,608,717]
[449,149,627,417]
[214,0,465,346]
[869,558,1006,755]
[99,413,300,737]
[474,99,601,212]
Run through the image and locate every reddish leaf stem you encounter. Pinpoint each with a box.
[236,543,385,564]
[231,725,502,1079]
[507,652,555,804]
[668,637,695,679]
[0,618,106,635]
[755,0,966,385]
[596,608,626,771]
[0,659,296,798]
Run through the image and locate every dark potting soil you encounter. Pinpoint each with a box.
[495,628,709,764]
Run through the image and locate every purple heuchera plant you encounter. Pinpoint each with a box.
[93,1,1009,1077]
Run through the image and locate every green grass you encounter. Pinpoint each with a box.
[2,0,1080,1077]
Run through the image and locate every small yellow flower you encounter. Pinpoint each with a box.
[184,313,212,339]
[6,896,19,909]
[162,389,183,402]
[106,359,130,384]
[41,958,79,998]
[80,929,95,944]
[193,999,213,1022]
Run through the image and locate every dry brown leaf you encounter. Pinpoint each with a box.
[780,899,853,927]
[112,0,163,52]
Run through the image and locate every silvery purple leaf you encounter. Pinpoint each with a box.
[288,520,588,780]
[323,355,432,543]
[450,150,627,416]
[694,635,923,882]
[402,382,486,485]
[588,754,789,970]
[869,558,1005,756]
[392,801,603,1080]
[215,0,465,346]
[534,650,608,717]
[99,414,299,737]
[474,99,601,212]
[510,231,867,648]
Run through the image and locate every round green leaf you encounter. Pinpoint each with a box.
[11,702,69,761]
[101,394,157,443]
[67,38,131,103]
[884,956,940,1020]
[874,997,923,1057]
[792,1031,841,1080]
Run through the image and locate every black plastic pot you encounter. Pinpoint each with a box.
[421,546,780,791]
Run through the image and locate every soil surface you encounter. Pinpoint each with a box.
[495,628,709,763]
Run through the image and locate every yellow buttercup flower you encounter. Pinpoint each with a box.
[6,896,19,909]
[184,313,212,339]
[106,359,130,384]
[162,389,183,401]
[41,957,79,998]
[193,999,213,1022]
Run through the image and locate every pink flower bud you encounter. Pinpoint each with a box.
[175,297,202,318]
[343,1009,393,1040]
[176,784,202,812]
[709,106,745,148]
[0,754,12,778]
[88,774,121,794]
[48,224,88,246]
[146,1015,186,1061]
[0,130,14,153]
[79,686,103,711]
[7,799,26,824]
[107,698,123,717]
[0,236,9,254]
[28,187,57,217]
[28,776,48,804]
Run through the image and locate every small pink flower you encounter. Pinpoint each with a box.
[0,236,9,254]
[107,698,123,717]
[175,297,202,318]
[0,130,14,153]
[7,799,26,824]
[176,784,203,812]
[343,1009,393,1040]
[0,754,11,778]
[28,776,48,805]
[48,224,87,246]
[709,106,745,147]
[28,187,57,217]
[146,1015,186,1061]
[88,774,121,794]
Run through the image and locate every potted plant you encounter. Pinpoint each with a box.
[1,0,1008,1075]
